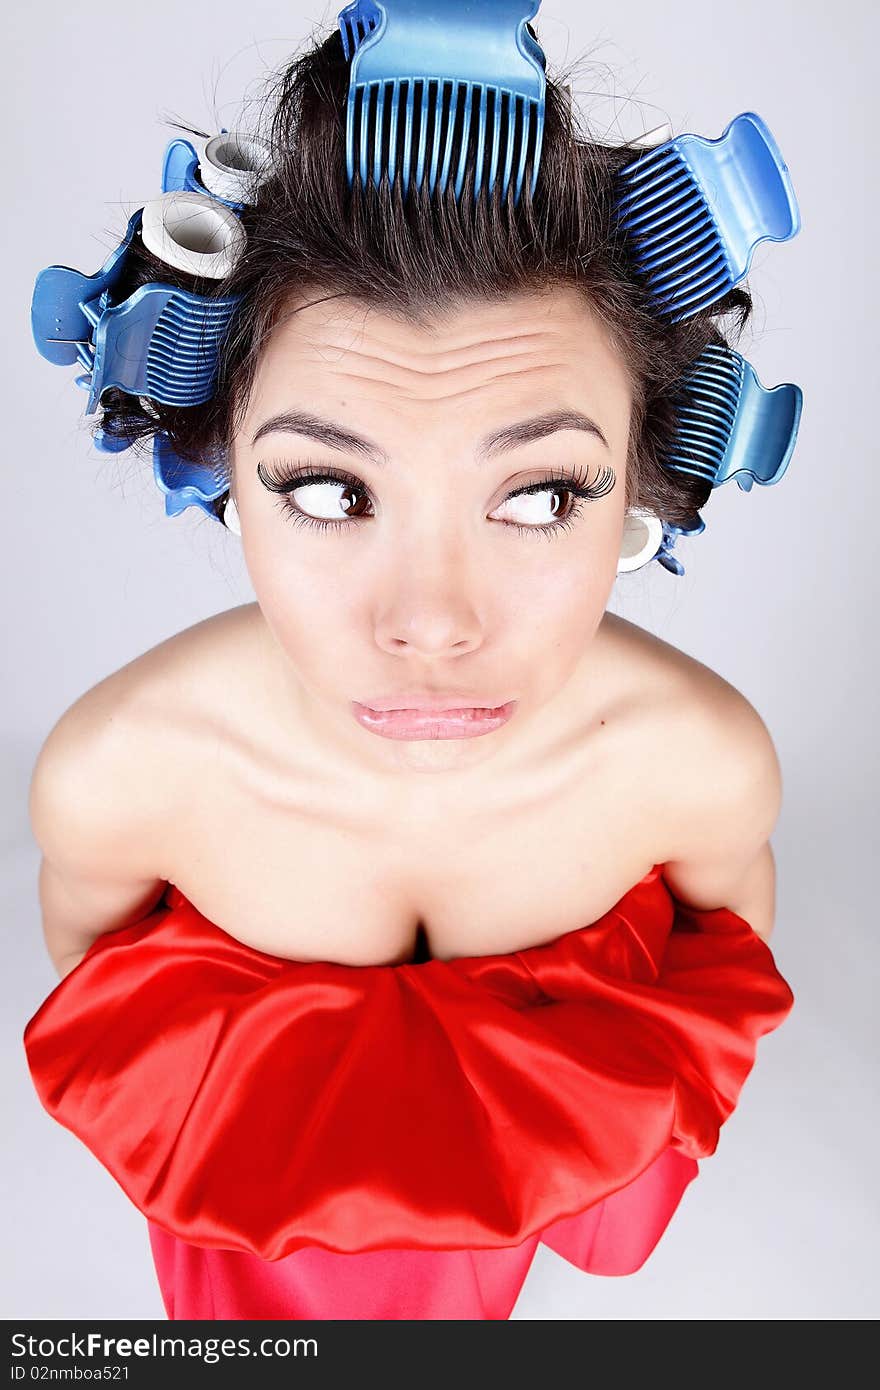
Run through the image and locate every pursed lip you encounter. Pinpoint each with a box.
[351,700,518,741]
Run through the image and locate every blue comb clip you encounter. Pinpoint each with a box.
[152,433,229,519]
[338,0,382,55]
[92,425,230,522]
[31,207,242,414]
[337,0,547,203]
[616,112,800,322]
[86,429,229,523]
[664,344,803,492]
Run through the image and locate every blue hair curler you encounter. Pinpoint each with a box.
[337,0,547,203]
[654,515,707,577]
[152,433,229,519]
[89,429,229,522]
[338,0,382,54]
[663,344,803,492]
[31,205,243,415]
[162,130,271,210]
[615,112,800,322]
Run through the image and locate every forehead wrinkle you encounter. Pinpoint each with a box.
[330,357,576,403]
[291,335,572,380]
[303,326,576,370]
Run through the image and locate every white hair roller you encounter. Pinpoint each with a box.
[198,132,271,205]
[140,190,246,280]
[617,508,665,573]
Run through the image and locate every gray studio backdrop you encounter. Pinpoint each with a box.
[3,0,876,1320]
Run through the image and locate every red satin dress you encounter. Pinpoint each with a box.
[23,864,794,1320]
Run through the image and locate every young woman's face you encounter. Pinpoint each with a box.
[231,285,633,777]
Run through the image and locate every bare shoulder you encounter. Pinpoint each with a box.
[626,614,780,834]
[28,606,254,881]
[603,611,779,772]
[602,613,783,937]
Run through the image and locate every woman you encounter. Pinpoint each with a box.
[23,9,795,1320]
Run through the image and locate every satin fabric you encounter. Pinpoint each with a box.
[23,864,794,1320]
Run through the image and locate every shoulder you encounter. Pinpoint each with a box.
[600,615,783,936]
[28,607,251,879]
[29,656,163,880]
[29,678,146,881]
[641,627,782,936]
[602,613,781,844]
[662,654,782,858]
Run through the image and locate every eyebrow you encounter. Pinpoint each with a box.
[250,407,610,463]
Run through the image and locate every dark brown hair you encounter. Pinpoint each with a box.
[96,22,751,530]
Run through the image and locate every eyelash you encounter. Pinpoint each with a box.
[257,457,616,540]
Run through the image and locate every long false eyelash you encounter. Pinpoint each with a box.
[257,457,615,501]
[258,457,370,500]
[508,462,616,503]
[256,457,617,537]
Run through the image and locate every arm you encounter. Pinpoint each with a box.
[29,683,170,979]
[660,678,783,944]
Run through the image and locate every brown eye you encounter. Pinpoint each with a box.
[256,460,374,533]
[287,479,371,522]
[493,484,580,528]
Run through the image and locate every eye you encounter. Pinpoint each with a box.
[256,458,616,538]
[257,460,372,533]
[285,477,370,523]
[492,482,584,533]
[491,464,616,538]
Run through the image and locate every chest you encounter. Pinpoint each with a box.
[163,714,667,965]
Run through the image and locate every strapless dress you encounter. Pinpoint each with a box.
[23,863,794,1320]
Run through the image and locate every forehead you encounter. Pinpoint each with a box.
[242,285,632,449]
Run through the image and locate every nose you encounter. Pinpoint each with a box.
[372,530,485,658]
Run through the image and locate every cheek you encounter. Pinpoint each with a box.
[507,520,619,606]
[505,516,621,642]
[242,526,356,649]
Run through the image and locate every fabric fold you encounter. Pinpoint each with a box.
[23,862,793,1290]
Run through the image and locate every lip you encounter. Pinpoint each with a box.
[351,700,518,741]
